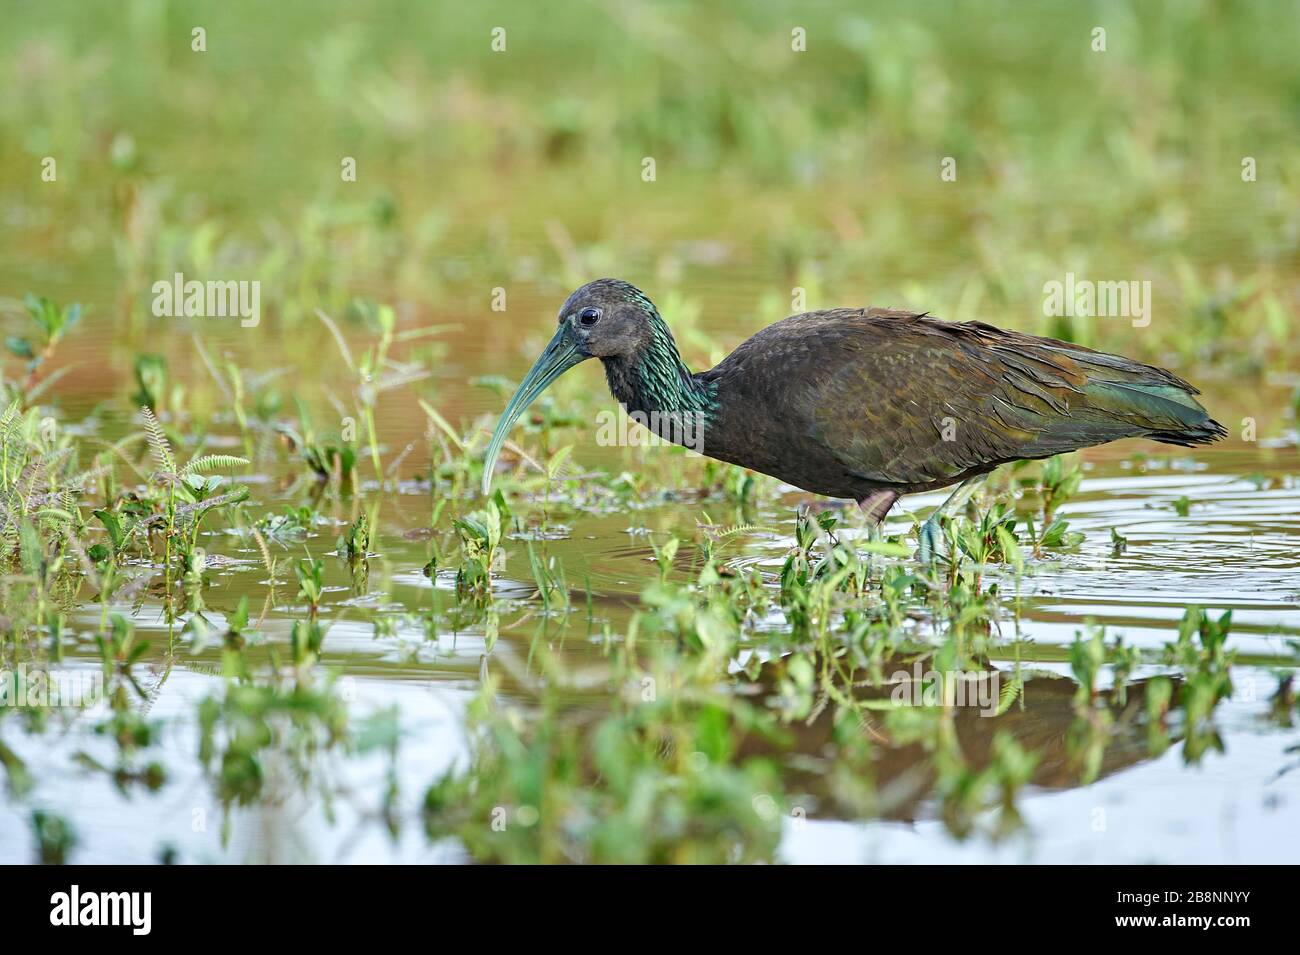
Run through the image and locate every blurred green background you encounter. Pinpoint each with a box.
[2,0,1298,437]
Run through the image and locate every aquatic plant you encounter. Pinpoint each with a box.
[423,644,786,864]
[30,809,77,865]
[1,1,1297,867]
[138,406,250,577]
[453,499,504,600]
[2,295,80,400]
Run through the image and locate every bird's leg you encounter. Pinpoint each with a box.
[917,473,990,563]
[857,490,899,575]
[858,489,899,536]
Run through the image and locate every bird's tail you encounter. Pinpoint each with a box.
[1083,378,1227,447]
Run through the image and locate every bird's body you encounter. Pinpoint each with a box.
[681,306,1223,499]
[484,279,1225,552]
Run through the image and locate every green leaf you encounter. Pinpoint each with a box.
[139,405,175,475]
[180,454,250,477]
[995,675,1024,716]
[546,445,573,480]
[860,539,912,558]
[93,509,124,550]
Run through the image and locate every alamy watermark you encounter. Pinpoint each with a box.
[1,665,104,708]
[151,272,260,327]
[888,661,1001,716]
[1042,272,1151,328]
[595,409,706,454]
[50,885,151,935]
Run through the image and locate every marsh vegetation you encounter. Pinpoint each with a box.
[1,1,1298,863]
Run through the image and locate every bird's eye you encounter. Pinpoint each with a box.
[578,307,601,327]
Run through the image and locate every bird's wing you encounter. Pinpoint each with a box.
[761,309,1219,487]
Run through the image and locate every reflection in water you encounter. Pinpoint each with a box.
[740,654,1181,828]
[2,443,1295,863]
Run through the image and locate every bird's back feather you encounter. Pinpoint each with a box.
[698,308,1224,498]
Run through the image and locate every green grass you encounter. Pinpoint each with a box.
[1,0,1298,864]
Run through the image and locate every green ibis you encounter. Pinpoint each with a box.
[482,279,1225,559]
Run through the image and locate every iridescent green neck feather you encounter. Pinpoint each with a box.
[601,293,717,420]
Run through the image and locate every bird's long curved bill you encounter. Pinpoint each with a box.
[481,327,586,494]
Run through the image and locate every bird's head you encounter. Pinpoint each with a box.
[482,278,658,493]
[556,277,661,359]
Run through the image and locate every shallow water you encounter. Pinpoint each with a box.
[2,0,1299,863]
[0,294,1296,862]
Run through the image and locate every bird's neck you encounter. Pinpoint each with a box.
[602,314,717,420]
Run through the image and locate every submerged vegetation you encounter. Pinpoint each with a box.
[0,287,1294,861]
[2,1,1299,862]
